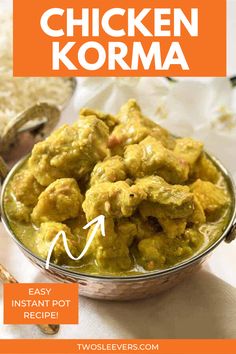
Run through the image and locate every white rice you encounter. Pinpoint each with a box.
[0,13,74,134]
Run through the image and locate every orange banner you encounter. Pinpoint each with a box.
[0,340,236,354]
[13,0,226,77]
[4,283,79,324]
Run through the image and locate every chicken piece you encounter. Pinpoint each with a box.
[190,153,220,183]
[174,138,203,170]
[83,181,146,221]
[90,156,127,186]
[109,118,156,156]
[188,196,206,225]
[6,201,32,223]
[11,169,44,207]
[87,219,132,272]
[190,179,229,219]
[65,210,88,245]
[138,228,204,270]
[138,233,166,270]
[140,201,192,223]
[151,125,176,150]
[109,120,175,153]
[29,117,109,186]
[158,218,187,238]
[109,99,175,154]
[109,113,155,146]
[136,176,194,219]
[115,219,137,246]
[131,216,161,240]
[66,212,88,253]
[116,99,144,123]
[124,137,189,184]
[80,107,118,132]
[31,178,83,225]
[36,222,78,265]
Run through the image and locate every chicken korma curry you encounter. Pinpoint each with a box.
[4,100,231,275]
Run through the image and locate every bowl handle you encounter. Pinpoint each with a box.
[0,102,60,154]
[225,223,236,243]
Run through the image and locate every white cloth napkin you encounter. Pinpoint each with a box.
[1,76,236,339]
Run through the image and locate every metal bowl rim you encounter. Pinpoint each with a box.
[1,152,235,283]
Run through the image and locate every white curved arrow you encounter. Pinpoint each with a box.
[45,215,105,270]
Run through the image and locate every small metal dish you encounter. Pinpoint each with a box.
[1,154,236,301]
[0,77,77,164]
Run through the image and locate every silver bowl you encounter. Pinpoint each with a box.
[1,154,236,301]
[0,77,77,162]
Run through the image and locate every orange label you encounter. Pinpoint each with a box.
[0,340,236,354]
[13,0,226,77]
[3,283,79,324]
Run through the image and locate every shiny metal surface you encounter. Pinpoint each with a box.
[0,103,60,154]
[0,77,76,157]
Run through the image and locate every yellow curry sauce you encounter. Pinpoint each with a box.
[4,100,232,276]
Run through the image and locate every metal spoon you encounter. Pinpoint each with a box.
[0,264,60,335]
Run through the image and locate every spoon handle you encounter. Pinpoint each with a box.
[0,264,16,283]
[0,264,60,335]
